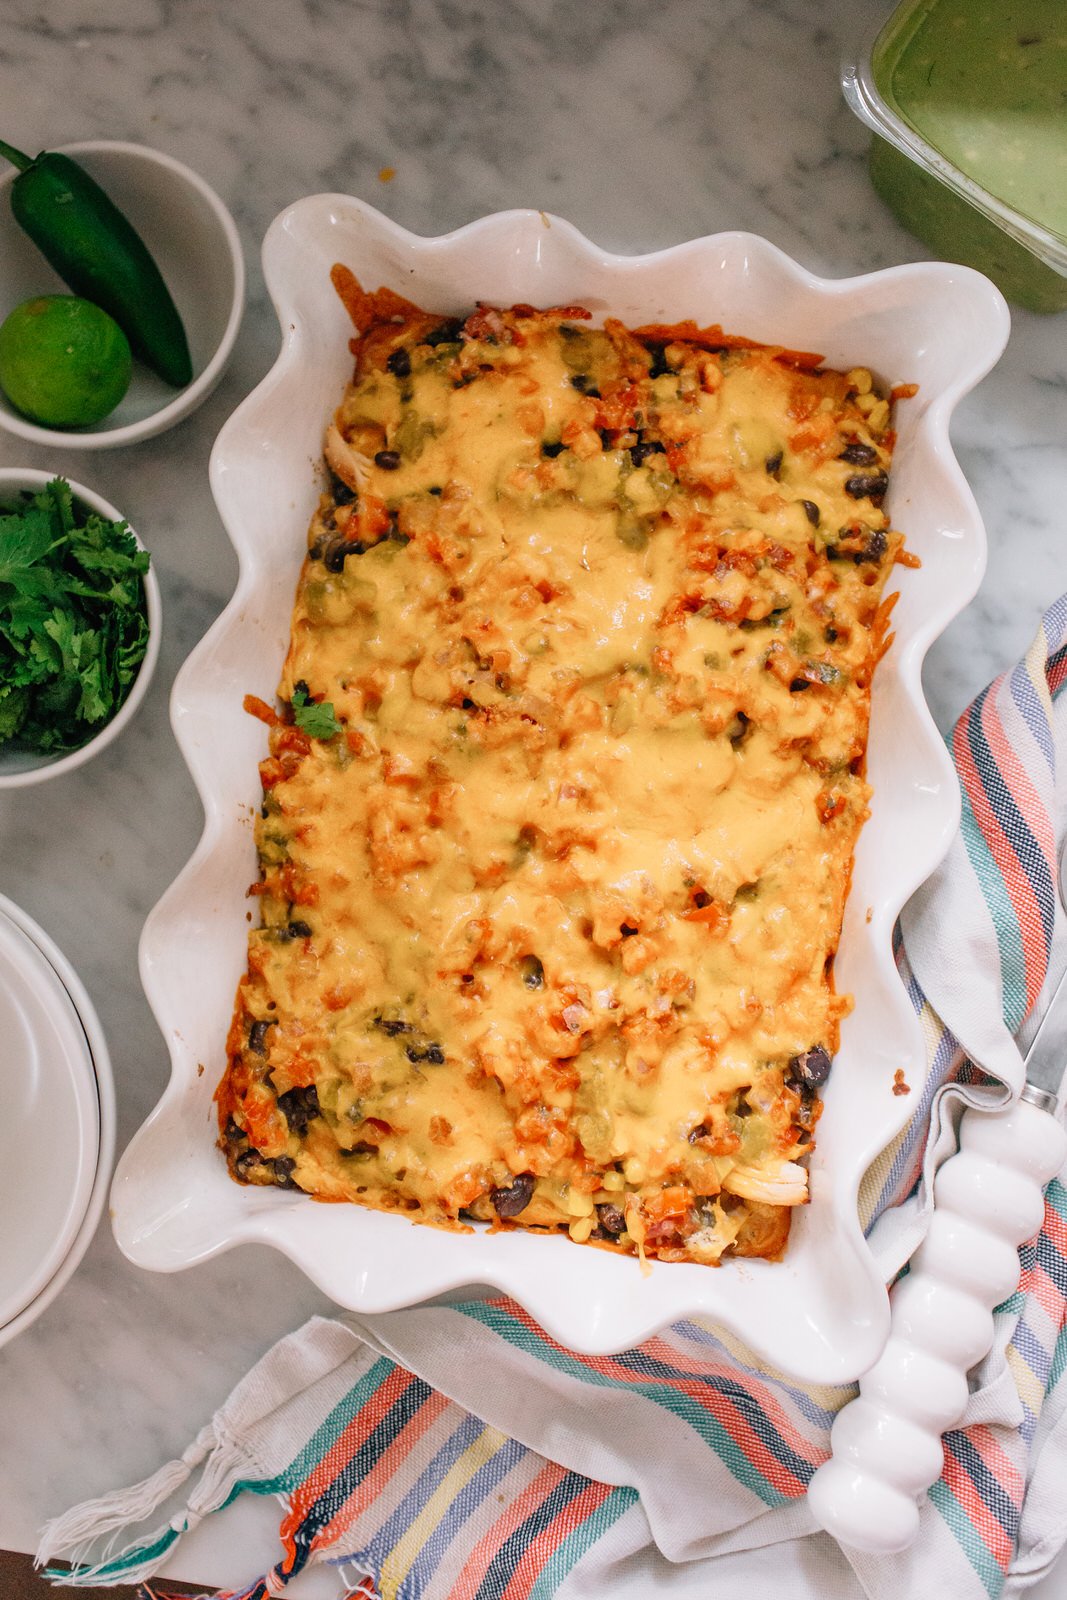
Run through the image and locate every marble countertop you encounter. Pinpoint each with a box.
[1,0,1065,1594]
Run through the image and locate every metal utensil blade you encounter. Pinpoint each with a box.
[1022,958,1067,1102]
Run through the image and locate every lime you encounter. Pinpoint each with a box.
[0,295,132,428]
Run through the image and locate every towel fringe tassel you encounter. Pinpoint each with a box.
[34,1420,250,1588]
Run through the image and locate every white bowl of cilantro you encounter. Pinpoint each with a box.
[0,470,160,786]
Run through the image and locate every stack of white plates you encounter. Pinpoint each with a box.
[0,894,115,1349]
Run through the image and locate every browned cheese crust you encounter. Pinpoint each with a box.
[216,282,903,1267]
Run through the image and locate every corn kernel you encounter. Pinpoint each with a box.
[847,367,873,396]
[623,1157,646,1184]
[565,1187,594,1217]
[856,391,878,414]
[868,400,889,432]
[601,1169,625,1191]
[569,1216,595,1243]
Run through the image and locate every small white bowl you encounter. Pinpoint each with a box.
[0,893,115,1351]
[0,469,161,787]
[0,140,244,448]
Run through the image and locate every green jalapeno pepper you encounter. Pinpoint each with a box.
[0,138,193,389]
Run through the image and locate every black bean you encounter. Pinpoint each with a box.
[277,1084,321,1136]
[542,440,566,458]
[692,890,711,908]
[248,1019,274,1056]
[293,679,309,699]
[598,429,614,450]
[233,1146,296,1188]
[328,471,357,506]
[386,347,411,377]
[825,625,838,642]
[570,374,601,397]
[374,1015,413,1036]
[324,537,368,572]
[521,955,544,989]
[223,1116,245,1145]
[688,1122,709,1144]
[374,450,401,471]
[234,1148,265,1180]
[800,499,821,527]
[596,1202,626,1235]
[728,710,752,748]
[405,1041,444,1065]
[630,438,665,467]
[428,485,443,495]
[765,450,783,479]
[645,343,671,378]
[620,923,639,938]
[845,471,889,502]
[855,527,888,564]
[272,1155,299,1189]
[789,677,811,693]
[287,920,313,939]
[788,1044,833,1092]
[491,1172,535,1217]
[424,319,463,347]
[838,442,878,466]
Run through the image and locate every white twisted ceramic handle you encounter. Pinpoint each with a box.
[807,1094,1067,1552]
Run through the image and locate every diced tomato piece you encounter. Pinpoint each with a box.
[243,694,279,726]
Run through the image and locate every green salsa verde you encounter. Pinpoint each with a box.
[868,0,1067,310]
[875,0,1067,238]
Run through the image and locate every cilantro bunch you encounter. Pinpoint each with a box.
[0,477,150,753]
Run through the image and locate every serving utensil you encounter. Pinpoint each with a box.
[807,842,1067,1551]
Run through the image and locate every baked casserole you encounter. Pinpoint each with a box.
[216,273,903,1267]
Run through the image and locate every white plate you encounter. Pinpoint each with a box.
[112,201,1009,1380]
[0,896,116,1349]
[0,905,99,1329]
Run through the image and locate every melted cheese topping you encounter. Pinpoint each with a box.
[217,289,902,1267]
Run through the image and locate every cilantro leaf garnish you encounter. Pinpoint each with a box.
[0,478,150,755]
[291,683,341,740]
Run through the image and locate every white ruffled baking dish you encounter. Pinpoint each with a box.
[111,199,1009,1380]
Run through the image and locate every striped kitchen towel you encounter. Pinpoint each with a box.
[38,597,1067,1599]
